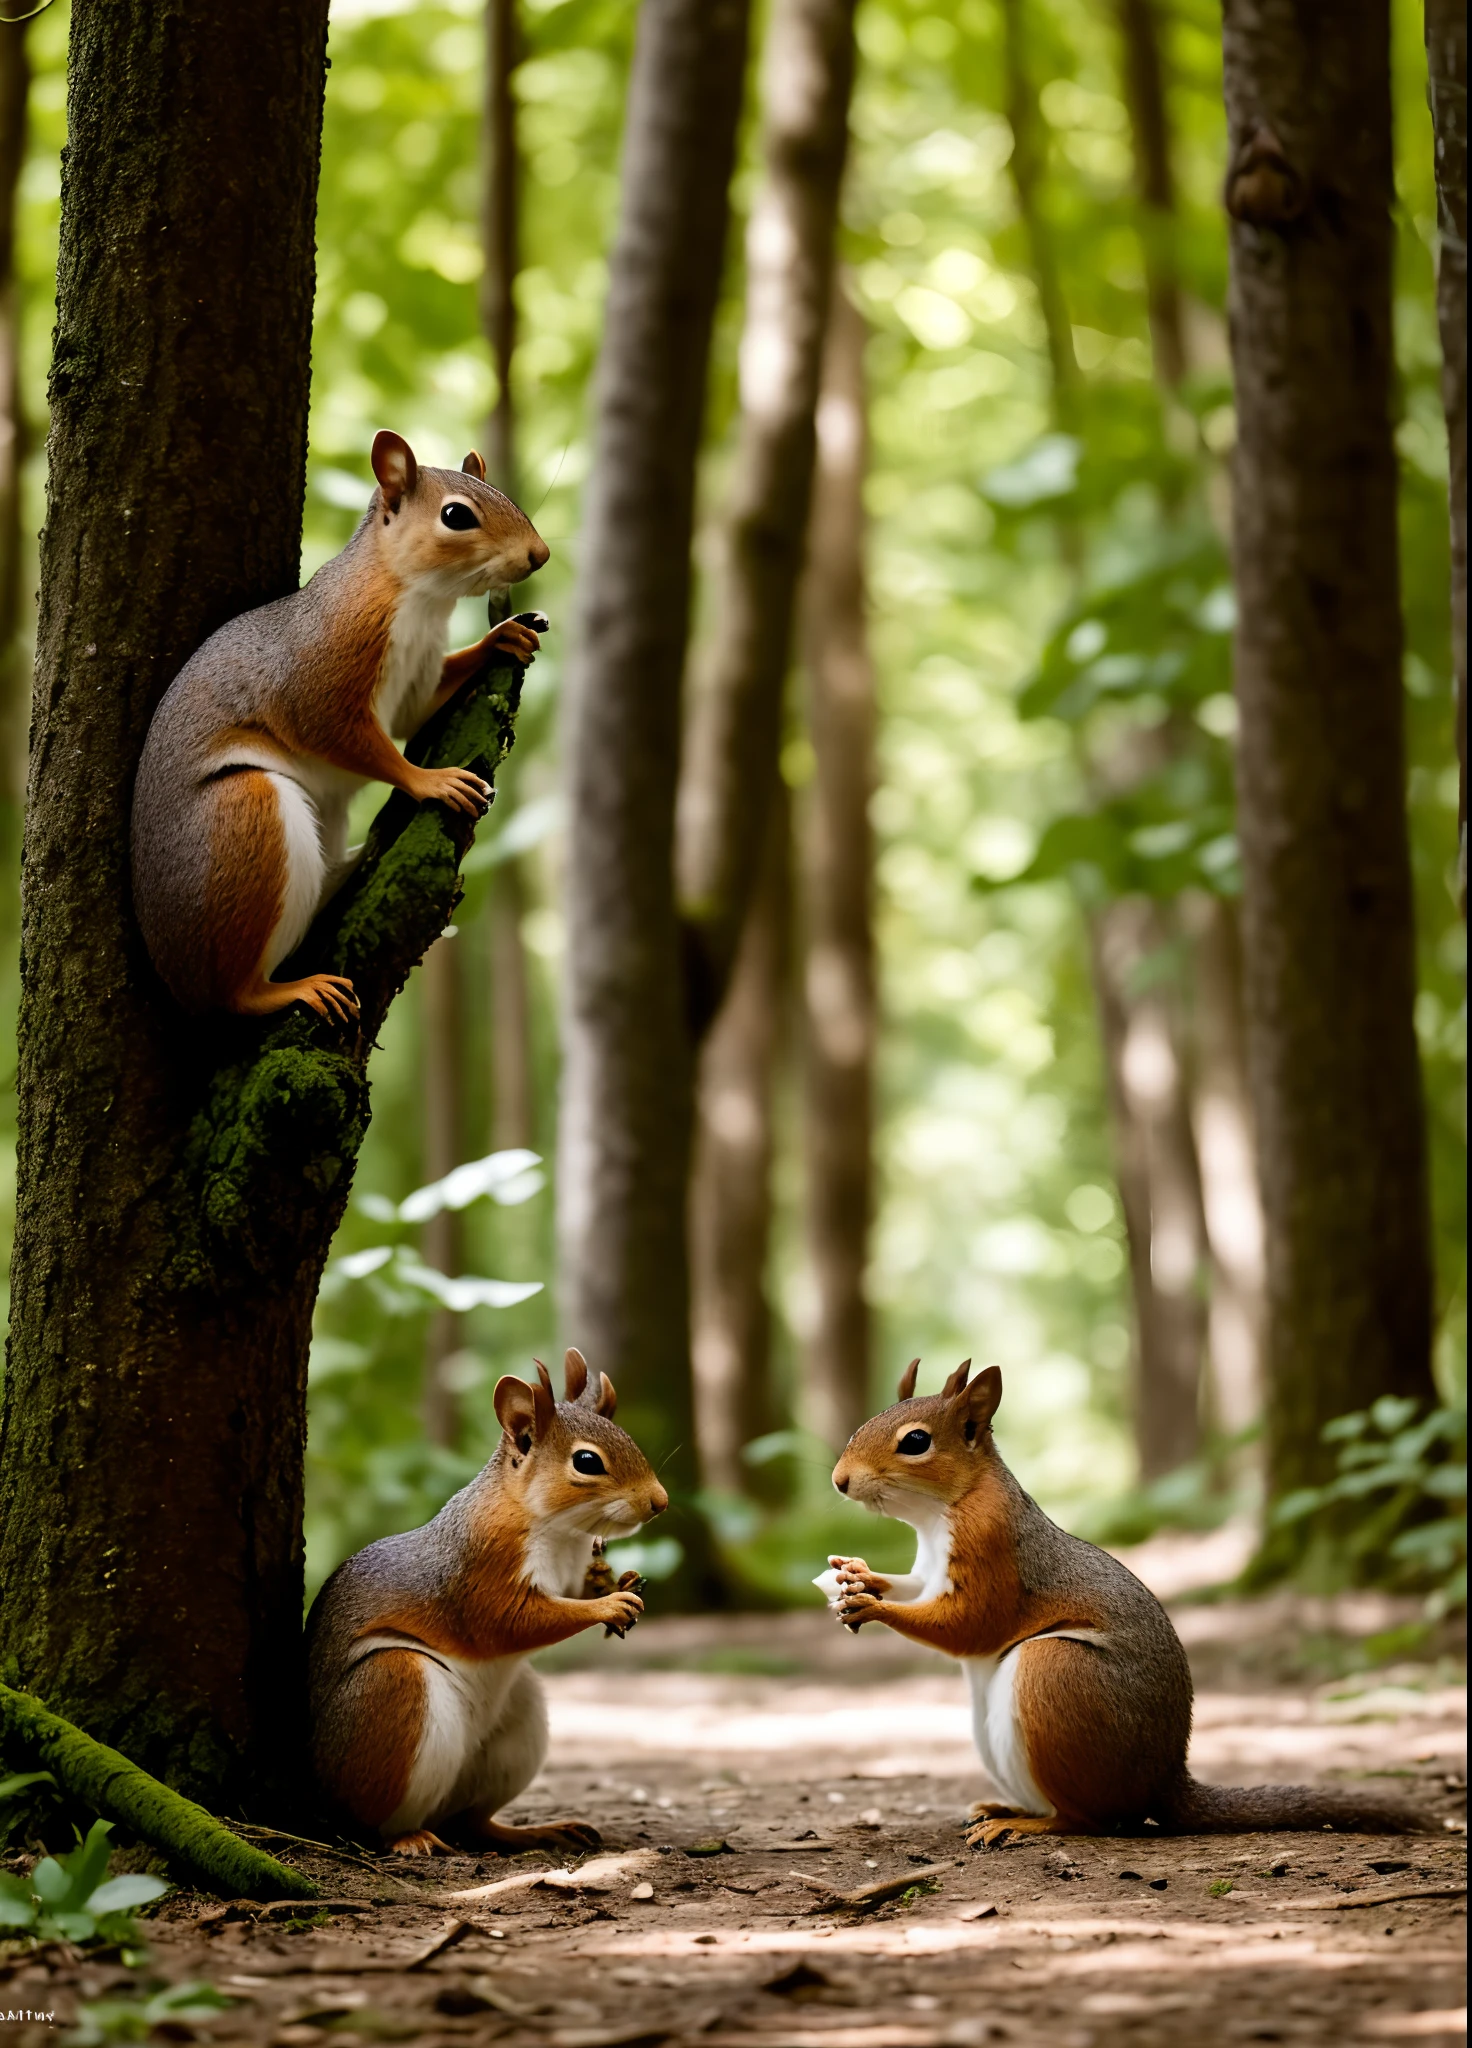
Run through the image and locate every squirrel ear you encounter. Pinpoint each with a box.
[563,1346,589,1402]
[533,1358,555,1399]
[461,449,486,480]
[371,429,417,510]
[940,1358,972,1400]
[896,1358,920,1401]
[959,1366,1002,1433]
[594,1371,617,1418]
[493,1374,538,1444]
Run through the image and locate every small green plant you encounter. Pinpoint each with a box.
[1207,1879,1233,1898]
[69,1980,232,2045]
[0,1819,169,1946]
[1271,1399,1467,1614]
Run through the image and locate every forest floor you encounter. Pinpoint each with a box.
[2,1533,1466,2048]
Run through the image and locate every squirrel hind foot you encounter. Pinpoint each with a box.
[966,1814,1074,1851]
[234,972,359,1023]
[386,1829,456,1857]
[472,1817,603,1857]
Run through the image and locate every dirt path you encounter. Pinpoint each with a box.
[2,1568,1465,2048]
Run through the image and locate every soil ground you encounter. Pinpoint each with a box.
[2,1538,1466,2048]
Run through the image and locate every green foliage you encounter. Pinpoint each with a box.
[1271,1399,1467,1614]
[69,1982,233,2046]
[0,1820,168,1946]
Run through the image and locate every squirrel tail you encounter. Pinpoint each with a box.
[1157,1773,1429,1835]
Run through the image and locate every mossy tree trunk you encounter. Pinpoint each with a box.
[1425,0,1466,909]
[1221,0,1436,1545]
[0,16,27,805]
[0,0,523,1814]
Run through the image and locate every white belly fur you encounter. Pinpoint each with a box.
[381,1649,546,1836]
[963,1650,1051,1816]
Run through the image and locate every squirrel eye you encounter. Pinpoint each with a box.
[572,1448,606,1476]
[897,1429,932,1456]
[440,501,479,531]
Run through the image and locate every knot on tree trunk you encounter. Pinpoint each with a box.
[1226,124,1306,230]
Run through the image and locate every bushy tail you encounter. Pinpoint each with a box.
[1159,1773,1429,1835]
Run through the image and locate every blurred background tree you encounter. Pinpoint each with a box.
[1,0,1463,1616]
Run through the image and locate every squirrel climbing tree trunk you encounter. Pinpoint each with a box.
[1221,0,1436,1545]
[0,17,27,809]
[557,0,750,1597]
[0,0,523,1812]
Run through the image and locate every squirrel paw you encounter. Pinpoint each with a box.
[597,1587,645,1639]
[410,764,491,816]
[483,616,543,665]
[473,1816,603,1856]
[834,1588,885,1631]
[964,1814,1063,1851]
[828,1554,891,1598]
[385,1829,456,1857]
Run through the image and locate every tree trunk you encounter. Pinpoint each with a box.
[1426,0,1466,909]
[1181,892,1266,1457]
[1113,0,1186,390]
[798,281,875,1455]
[421,933,466,1449]
[0,17,27,806]
[557,0,749,1595]
[676,0,856,1030]
[480,0,536,1155]
[0,0,526,1807]
[999,0,1079,413]
[1090,901,1209,1480]
[1222,0,1436,1528]
[689,783,789,1496]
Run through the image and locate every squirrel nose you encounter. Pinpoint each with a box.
[835,1474,850,1495]
[648,1484,669,1518]
[527,537,550,573]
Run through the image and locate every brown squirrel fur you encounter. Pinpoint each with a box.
[819,1361,1428,1846]
[307,1349,667,1856]
[131,431,547,1020]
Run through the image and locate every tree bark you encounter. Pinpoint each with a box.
[689,783,789,1496]
[1000,0,1079,414]
[1090,900,1209,1479]
[480,0,536,1155]
[798,282,875,1455]
[1181,892,1266,1456]
[557,0,750,1593]
[1221,0,1436,1525]
[676,0,856,1031]
[1426,0,1466,909]
[0,17,27,806]
[420,933,466,1449]
[1113,0,1186,390]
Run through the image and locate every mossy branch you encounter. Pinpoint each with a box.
[0,1683,317,1899]
[177,660,524,1280]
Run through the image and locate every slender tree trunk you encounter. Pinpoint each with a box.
[481,0,536,1154]
[1114,0,1266,1468]
[1090,901,1209,1479]
[689,783,789,1496]
[1426,0,1466,908]
[798,282,875,1454]
[1181,892,1265,1455]
[0,0,525,1807]
[1222,1,1436,1531]
[0,18,27,806]
[676,0,857,1029]
[421,934,465,1448]
[999,0,1079,414]
[557,0,750,1595]
[1114,0,1186,390]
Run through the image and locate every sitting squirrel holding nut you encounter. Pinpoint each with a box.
[131,430,547,1022]
[307,1349,666,1856]
[817,1360,1426,1846]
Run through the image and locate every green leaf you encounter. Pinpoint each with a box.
[29,1855,73,1905]
[86,1874,170,1916]
[0,1873,37,1928]
[62,1819,117,1906]
[0,1771,56,1804]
